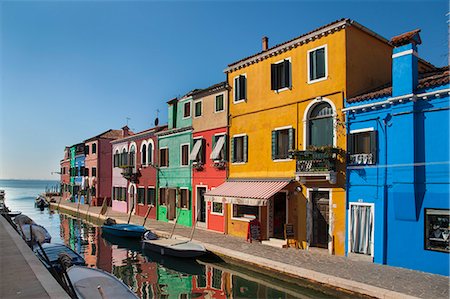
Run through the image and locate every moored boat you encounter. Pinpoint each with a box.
[142,238,207,258]
[101,218,146,238]
[34,243,85,271]
[67,265,138,299]
[20,223,52,244]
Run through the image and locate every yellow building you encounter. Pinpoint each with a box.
[206,19,393,255]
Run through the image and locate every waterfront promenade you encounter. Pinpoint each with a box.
[0,215,69,299]
[52,199,449,299]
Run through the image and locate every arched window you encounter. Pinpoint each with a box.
[148,140,154,165]
[130,145,136,167]
[308,102,333,147]
[114,149,120,167]
[141,144,147,165]
[121,148,128,166]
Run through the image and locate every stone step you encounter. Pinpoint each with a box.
[262,238,287,248]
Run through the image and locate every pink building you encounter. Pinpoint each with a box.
[60,147,71,200]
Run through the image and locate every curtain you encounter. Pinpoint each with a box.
[350,205,373,255]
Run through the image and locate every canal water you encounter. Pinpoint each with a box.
[0,179,366,299]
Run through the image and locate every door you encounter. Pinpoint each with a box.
[273,192,287,239]
[349,204,373,255]
[128,185,135,213]
[197,187,207,225]
[167,189,176,220]
[311,191,329,248]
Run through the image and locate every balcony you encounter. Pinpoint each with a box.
[291,147,340,184]
[121,165,141,183]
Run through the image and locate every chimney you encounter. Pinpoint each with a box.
[262,36,269,51]
[391,29,421,97]
[122,125,130,137]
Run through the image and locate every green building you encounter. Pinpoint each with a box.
[156,92,195,227]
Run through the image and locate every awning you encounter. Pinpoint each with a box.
[204,180,290,206]
[210,136,225,160]
[189,139,202,161]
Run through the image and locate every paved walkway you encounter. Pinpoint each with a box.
[53,200,449,299]
[0,215,69,299]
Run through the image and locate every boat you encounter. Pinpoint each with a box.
[14,214,35,227]
[6,211,21,217]
[35,196,49,209]
[66,265,138,299]
[101,218,146,238]
[142,238,207,258]
[0,189,5,200]
[34,243,85,272]
[20,223,52,244]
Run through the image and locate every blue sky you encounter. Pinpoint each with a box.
[0,1,448,179]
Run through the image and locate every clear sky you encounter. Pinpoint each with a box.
[0,1,448,180]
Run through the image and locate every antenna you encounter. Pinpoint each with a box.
[126,117,131,126]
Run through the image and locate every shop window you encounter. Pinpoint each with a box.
[183,101,191,118]
[147,188,155,206]
[194,101,202,117]
[234,74,246,102]
[425,209,450,253]
[271,59,291,91]
[181,144,189,166]
[232,135,248,163]
[212,202,223,214]
[137,188,145,204]
[159,188,167,205]
[272,128,294,160]
[308,45,327,83]
[160,148,169,167]
[215,94,224,112]
[233,204,258,219]
[178,189,189,209]
[348,130,377,165]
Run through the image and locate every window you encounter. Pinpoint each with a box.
[113,150,120,167]
[137,188,145,204]
[215,94,224,112]
[181,144,189,166]
[92,167,97,177]
[121,149,128,166]
[194,101,202,117]
[190,139,205,164]
[148,142,153,165]
[212,202,223,214]
[92,144,97,154]
[272,128,294,160]
[212,268,222,289]
[425,209,450,253]
[129,145,136,167]
[160,148,169,167]
[348,130,377,165]
[183,101,191,118]
[211,135,226,161]
[234,75,246,102]
[308,46,327,82]
[271,59,291,91]
[159,188,167,205]
[147,188,156,206]
[121,187,127,201]
[84,168,89,176]
[141,144,147,165]
[232,135,248,163]
[308,102,333,147]
[233,204,259,219]
[114,187,126,201]
[84,145,90,155]
[178,189,189,209]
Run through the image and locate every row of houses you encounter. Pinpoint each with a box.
[60,18,449,275]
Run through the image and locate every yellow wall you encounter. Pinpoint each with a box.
[192,89,228,133]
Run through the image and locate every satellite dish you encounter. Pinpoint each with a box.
[154,117,159,126]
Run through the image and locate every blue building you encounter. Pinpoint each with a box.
[344,30,449,275]
[73,143,86,204]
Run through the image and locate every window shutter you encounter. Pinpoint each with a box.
[288,128,295,151]
[234,77,240,101]
[223,135,228,161]
[271,130,277,160]
[201,138,206,163]
[284,60,290,88]
[271,64,277,90]
[370,131,378,164]
[239,75,246,100]
[348,134,354,155]
[176,189,181,208]
[230,137,235,163]
[243,135,248,162]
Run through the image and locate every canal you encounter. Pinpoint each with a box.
[1,179,368,298]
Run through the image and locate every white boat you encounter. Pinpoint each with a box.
[20,223,51,244]
[67,266,138,299]
[142,238,207,258]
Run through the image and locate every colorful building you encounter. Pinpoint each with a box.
[73,143,86,203]
[191,82,228,232]
[156,92,195,227]
[207,18,394,255]
[60,146,71,200]
[344,29,449,275]
[84,129,123,206]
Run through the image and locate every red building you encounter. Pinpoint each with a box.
[60,147,71,200]
[190,82,228,232]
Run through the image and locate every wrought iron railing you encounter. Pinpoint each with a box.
[291,148,339,173]
[121,165,140,183]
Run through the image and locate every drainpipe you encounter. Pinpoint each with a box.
[382,115,391,265]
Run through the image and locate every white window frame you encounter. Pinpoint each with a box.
[159,146,169,168]
[147,139,155,165]
[193,99,203,118]
[347,202,375,258]
[179,187,190,210]
[137,187,146,206]
[307,45,328,84]
[214,93,226,113]
[233,73,247,104]
[349,127,375,134]
[140,140,148,166]
[272,57,292,93]
[146,186,156,207]
[272,125,293,162]
[302,97,337,150]
[180,143,190,167]
[182,100,192,119]
[231,133,247,165]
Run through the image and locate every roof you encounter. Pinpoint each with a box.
[347,66,449,103]
[391,29,421,47]
[111,125,168,143]
[84,129,124,142]
[225,18,390,73]
[192,81,227,99]
[203,179,291,206]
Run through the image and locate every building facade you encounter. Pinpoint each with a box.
[344,30,449,274]
[60,146,71,200]
[191,82,228,232]
[207,18,393,255]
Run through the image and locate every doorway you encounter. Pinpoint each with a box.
[196,186,207,227]
[311,191,330,248]
[273,192,287,239]
[128,185,135,213]
[167,188,177,220]
[349,203,374,256]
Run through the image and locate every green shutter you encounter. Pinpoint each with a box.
[348,133,354,155]
[243,135,248,162]
[239,75,246,100]
[284,60,290,88]
[271,130,277,160]
[223,135,228,161]
[234,77,240,101]
[271,64,277,90]
[230,137,235,163]
[370,131,378,164]
[288,128,294,151]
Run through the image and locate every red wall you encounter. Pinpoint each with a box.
[192,127,227,233]
[97,138,113,206]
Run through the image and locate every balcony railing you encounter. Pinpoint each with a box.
[291,147,341,184]
[121,165,141,183]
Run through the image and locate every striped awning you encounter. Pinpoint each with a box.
[204,180,290,206]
